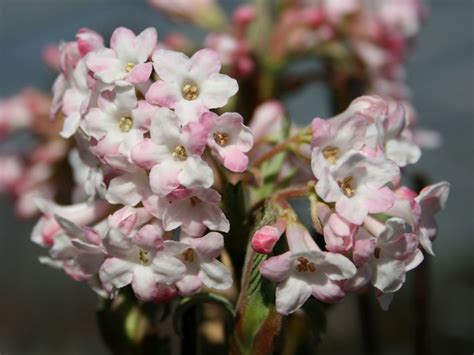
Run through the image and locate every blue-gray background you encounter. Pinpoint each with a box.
[0,0,472,354]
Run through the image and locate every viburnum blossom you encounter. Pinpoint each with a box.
[99,207,186,301]
[0,0,452,349]
[146,48,238,123]
[205,111,253,172]
[260,223,356,314]
[132,108,213,195]
[164,231,232,295]
[86,27,157,86]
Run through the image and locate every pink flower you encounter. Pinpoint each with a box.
[204,33,254,77]
[45,215,105,282]
[51,28,104,119]
[104,155,150,207]
[347,217,423,306]
[251,219,286,254]
[317,204,357,253]
[69,149,105,203]
[414,182,450,255]
[375,0,426,37]
[382,102,421,167]
[164,232,232,295]
[59,60,92,138]
[311,113,375,178]
[260,223,356,314]
[82,87,148,158]
[99,207,186,301]
[131,108,213,195]
[145,188,229,237]
[147,0,222,26]
[206,112,253,172]
[0,156,23,192]
[316,152,399,225]
[146,49,238,123]
[31,198,110,247]
[248,100,285,142]
[86,27,157,85]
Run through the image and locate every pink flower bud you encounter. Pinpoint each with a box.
[233,5,255,27]
[251,220,286,254]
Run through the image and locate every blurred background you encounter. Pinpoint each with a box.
[0,0,472,354]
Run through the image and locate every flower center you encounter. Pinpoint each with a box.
[374,247,381,259]
[182,83,199,100]
[338,176,355,197]
[190,196,200,207]
[125,62,135,73]
[322,146,339,165]
[213,132,229,147]
[138,249,150,265]
[173,145,188,161]
[118,116,133,133]
[182,248,195,262]
[296,256,316,273]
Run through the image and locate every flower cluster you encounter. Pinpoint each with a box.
[0,1,450,335]
[33,26,253,301]
[252,95,449,314]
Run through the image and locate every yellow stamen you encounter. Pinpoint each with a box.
[182,248,195,262]
[138,249,150,265]
[173,145,188,161]
[338,176,355,197]
[213,132,229,147]
[118,116,133,133]
[182,83,199,100]
[296,256,316,273]
[125,62,135,73]
[322,146,340,165]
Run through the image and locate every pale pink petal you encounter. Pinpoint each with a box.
[336,196,368,225]
[311,278,345,303]
[190,232,224,260]
[60,113,81,138]
[134,27,158,63]
[149,161,180,196]
[99,258,133,289]
[353,237,376,267]
[200,73,238,108]
[152,251,186,283]
[200,260,232,289]
[275,277,312,315]
[259,252,293,283]
[179,156,214,189]
[106,174,143,206]
[372,259,405,293]
[189,49,221,80]
[362,186,395,214]
[404,249,424,271]
[131,139,163,169]
[152,49,189,82]
[221,147,248,172]
[127,62,153,84]
[176,274,203,296]
[110,27,136,61]
[132,265,159,301]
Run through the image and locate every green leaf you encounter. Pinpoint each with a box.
[230,201,283,355]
